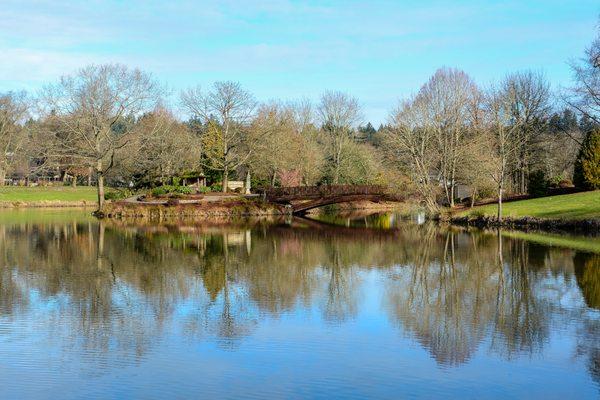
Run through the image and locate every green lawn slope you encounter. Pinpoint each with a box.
[458,190,600,220]
[0,186,97,204]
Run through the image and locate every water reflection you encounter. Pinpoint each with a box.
[0,211,599,398]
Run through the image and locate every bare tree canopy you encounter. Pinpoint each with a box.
[417,67,481,207]
[42,63,163,210]
[317,91,362,184]
[566,35,600,124]
[181,81,256,192]
[0,91,29,185]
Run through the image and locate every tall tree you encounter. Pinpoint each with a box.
[485,84,526,221]
[247,103,299,185]
[502,71,550,194]
[0,92,29,185]
[566,28,600,123]
[317,91,361,184]
[181,81,256,192]
[384,96,440,211]
[42,64,163,211]
[417,68,480,206]
[574,129,600,190]
[125,108,201,185]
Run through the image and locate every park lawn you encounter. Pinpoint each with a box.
[0,186,98,203]
[458,190,600,220]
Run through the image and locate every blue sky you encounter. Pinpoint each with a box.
[1,0,598,124]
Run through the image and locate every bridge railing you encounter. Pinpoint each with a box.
[265,185,387,200]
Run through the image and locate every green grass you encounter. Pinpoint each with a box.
[0,186,98,202]
[459,190,600,220]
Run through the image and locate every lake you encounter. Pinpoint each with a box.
[0,209,599,399]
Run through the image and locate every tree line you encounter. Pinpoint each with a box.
[1,27,599,213]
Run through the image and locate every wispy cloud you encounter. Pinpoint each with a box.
[0,0,598,122]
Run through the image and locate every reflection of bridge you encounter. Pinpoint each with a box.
[265,185,401,214]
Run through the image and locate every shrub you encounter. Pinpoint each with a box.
[574,129,600,190]
[470,209,485,218]
[528,170,549,197]
[210,183,223,192]
[105,189,133,201]
[151,185,192,197]
[558,179,573,188]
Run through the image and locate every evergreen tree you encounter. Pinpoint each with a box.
[357,122,376,143]
[579,114,599,134]
[574,129,600,189]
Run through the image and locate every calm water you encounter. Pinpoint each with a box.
[0,209,599,399]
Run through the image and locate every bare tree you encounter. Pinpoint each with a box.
[42,64,163,211]
[124,108,201,185]
[566,31,600,123]
[485,84,526,221]
[248,102,325,186]
[181,81,256,192]
[416,68,481,206]
[248,103,303,185]
[503,71,550,193]
[384,96,440,211]
[0,92,29,185]
[317,91,362,184]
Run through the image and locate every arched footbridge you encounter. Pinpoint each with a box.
[264,185,403,214]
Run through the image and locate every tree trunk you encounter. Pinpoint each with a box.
[0,169,5,186]
[333,137,342,184]
[222,165,229,193]
[72,175,77,187]
[97,173,105,211]
[497,182,503,222]
[245,170,251,194]
[88,167,93,186]
[96,160,105,212]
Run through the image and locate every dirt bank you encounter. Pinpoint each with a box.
[99,198,287,219]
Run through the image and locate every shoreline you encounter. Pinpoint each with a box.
[98,199,288,219]
[98,198,409,219]
[1,198,596,238]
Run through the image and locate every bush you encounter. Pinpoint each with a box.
[528,170,549,197]
[574,129,600,190]
[470,209,485,218]
[151,185,192,197]
[105,189,133,201]
[210,183,222,192]
[558,179,573,188]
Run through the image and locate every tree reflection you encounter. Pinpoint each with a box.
[574,252,600,310]
[384,227,552,365]
[0,215,596,377]
[573,252,600,389]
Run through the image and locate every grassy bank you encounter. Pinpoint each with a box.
[0,186,98,207]
[457,190,600,220]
